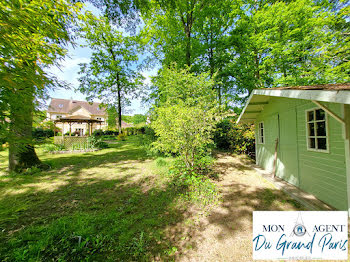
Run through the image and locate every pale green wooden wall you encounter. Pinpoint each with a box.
[255,97,347,210]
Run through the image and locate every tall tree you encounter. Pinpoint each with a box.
[0,0,81,172]
[142,0,211,68]
[226,0,350,104]
[194,0,236,105]
[78,13,144,133]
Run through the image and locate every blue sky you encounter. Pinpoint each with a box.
[48,3,157,115]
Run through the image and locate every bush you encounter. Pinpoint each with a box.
[42,143,66,153]
[92,129,104,137]
[117,133,127,141]
[103,130,118,136]
[64,132,79,137]
[213,119,232,149]
[168,158,220,208]
[213,118,255,158]
[136,127,159,156]
[152,104,218,168]
[32,128,54,139]
[228,124,255,157]
[181,174,220,208]
[123,127,146,135]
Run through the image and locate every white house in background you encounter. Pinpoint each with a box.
[47,98,107,135]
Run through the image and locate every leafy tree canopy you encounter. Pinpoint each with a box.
[77,12,144,132]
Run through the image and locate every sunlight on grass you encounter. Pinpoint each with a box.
[0,137,195,261]
[0,137,308,261]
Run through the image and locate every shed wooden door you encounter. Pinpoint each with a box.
[276,109,300,186]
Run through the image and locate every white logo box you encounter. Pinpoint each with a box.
[253,211,348,260]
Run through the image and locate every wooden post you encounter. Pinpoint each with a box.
[69,122,72,136]
[272,138,279,178]
[62,122,64,146]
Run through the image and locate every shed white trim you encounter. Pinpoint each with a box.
[253,89,350,105]
[238,89,350,124]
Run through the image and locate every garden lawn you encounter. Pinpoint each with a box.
[0,136,308,261]
[0,137,189,261]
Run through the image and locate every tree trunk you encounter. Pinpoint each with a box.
[117,73,122,134]
[8,86,41,172]
[186,30,191,67]
[254,50,260,81]
[180,11,193,67]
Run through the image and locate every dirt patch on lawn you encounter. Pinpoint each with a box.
[178,153,305,262]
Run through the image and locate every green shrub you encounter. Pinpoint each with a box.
[92,129,104,137]
[32,127,54,139]
[213,119,232,149]
[168,158,219,208]
[42,143,66,153]
[228,124,255,157]
[155,157,168,167]
[136,126,159,156]
[213,117,255,158]
[123,126,146,136]
[117,133,127,141]
[103,130,118,136]
[152,104,218,168]
[181,174,220,208]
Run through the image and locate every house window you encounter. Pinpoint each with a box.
[306,108,328,152]
[258,122,264,144]
[58,104,63,108]
[56,115,62,119]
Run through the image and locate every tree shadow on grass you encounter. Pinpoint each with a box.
[208,183,305,240]
[0,145,308,261]
[0,140,203,261]
[0,168,204,261]
[176,153,307,261]
[0,141,150,188]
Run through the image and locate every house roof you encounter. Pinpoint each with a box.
[265,83,350,91]
[48,98,105,115]
[237,83,350,124]
[54,115,103,123]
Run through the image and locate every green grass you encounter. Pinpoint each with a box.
[0,136,199,261]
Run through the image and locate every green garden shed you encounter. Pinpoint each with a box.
[237,83,350,213]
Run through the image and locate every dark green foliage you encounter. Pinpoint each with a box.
[92,129,104,137]
[214,118,255,158]
[136,127,159,156]
[124,126,148,135]
[87,136,109,149]
[103,130,118,136]
[213,119,233,150]
[168,157,219,208]
[42,143,66,153]
[32,128,54,139]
